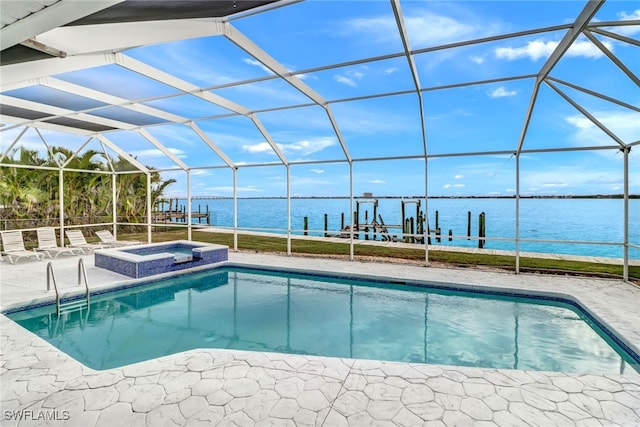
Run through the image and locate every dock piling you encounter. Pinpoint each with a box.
[324,213,328,238]
[478,212,486,248]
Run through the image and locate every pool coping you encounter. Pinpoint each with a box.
[1,252,639,426]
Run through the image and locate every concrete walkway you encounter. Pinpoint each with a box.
[1,252,639,426]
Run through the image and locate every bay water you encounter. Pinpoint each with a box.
[173,197,639,259]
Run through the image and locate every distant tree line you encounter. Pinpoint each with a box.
[0,146,175,229]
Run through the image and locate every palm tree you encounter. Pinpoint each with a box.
[1,145,175,227]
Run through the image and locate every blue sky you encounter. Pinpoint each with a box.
[2,0,639,198]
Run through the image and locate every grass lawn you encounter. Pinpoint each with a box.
[120,228,640,282]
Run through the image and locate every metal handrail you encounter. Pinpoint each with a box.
[77,258,90,307]
[47,259,90,316]
[46,262,61,315]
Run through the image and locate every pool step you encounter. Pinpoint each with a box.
[47,259,91,316]
[58,299,89,314]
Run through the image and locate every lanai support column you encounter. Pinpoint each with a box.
[515,153,521,274]
[349,162,354,261]
[424,158,429,266]
[112,173,117,238]
[187,170,192,241]
[390,0,429,266]
[233,167,238,251]
[58,169,64,247]
[287,165,291,256]
[623,147,630,282]
[146,173,152,243]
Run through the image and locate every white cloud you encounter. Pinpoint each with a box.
[242,142,273,154]
[334,68,366,87]
[280,137,337,155]
[443,183,466,189]
[370,179,386,184]
[566,111,639,146]
[346,16,397,42]
[469,55,484,64]
[405,13,482,46]
[568,40,614,58]
[542,183,569,188]
[242,137,337,157]
[334,75,356,87]
[454,174,464,179]
[587,176,623,185]
[619,9,640,20]
[495,40,557,61]
[243,58,273,75]
[384,67,399,75]
[190,169,210,176]
[129,148,186,159]
[310,168,325,174]
[494,39,613,61]
[616,10,640,36]
[488,86,518,98]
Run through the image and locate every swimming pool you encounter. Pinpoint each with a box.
[6,266,639,373]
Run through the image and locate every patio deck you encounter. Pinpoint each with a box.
[1,252,639,426]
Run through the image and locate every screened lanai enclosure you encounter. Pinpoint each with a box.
[0,0,638,279]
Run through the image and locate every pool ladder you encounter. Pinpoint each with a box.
[47,258,90,316]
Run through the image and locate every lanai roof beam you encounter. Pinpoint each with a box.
[44,77,188,124]
[118,53,288,165]
[515,0,604,155]
[1,0,125,50]
[589,27,640,46]
[0,126,28,162]
[223,22,352,163]
[0,53,117,91]
[189,122,236,169]
[546,77,640,113]
[545,81,626,148]
[95,134,149,173]
[138,128,189,171]
[583,31,640,87]
[60,137,95,169]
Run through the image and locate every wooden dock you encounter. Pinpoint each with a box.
[152,210,210,224]
[153,199,211,224]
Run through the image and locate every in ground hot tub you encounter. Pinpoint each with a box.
[95,240,228,278]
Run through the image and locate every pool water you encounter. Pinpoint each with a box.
[7,267,639,373]
[122,244,195,257]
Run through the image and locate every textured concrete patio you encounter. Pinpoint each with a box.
[1,251,639,426]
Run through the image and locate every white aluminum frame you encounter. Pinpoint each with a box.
[0,0,637,281]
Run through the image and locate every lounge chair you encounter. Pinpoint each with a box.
[0,230,44,264]
[36,227,82,258]
[95,230,141,247]
[65,229,105,254]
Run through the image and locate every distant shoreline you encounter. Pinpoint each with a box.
[181,194,640,200]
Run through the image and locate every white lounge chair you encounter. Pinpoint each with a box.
[65,229,105,254]
[0,230,44,264]
[95,230,141,247]
[36,227,82,258]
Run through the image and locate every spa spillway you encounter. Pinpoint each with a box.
[95,240,228,278]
